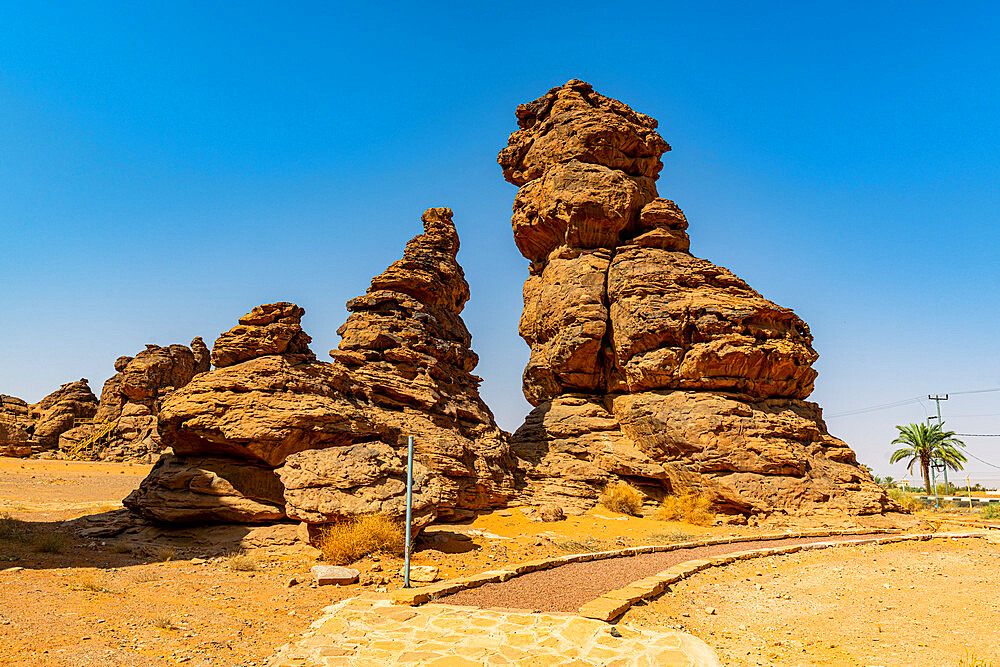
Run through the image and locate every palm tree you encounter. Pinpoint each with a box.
[889,422,967,494]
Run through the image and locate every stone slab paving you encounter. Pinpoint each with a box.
[268,596,721,666]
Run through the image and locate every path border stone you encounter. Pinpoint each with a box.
[390,528,895,606]
[578,530,992,621]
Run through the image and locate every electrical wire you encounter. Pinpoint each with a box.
[827,387,1000,419]
[963,451,1000,470]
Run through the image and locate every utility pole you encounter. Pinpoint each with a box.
[929,394,949,494]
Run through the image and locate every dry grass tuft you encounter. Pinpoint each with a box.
[980,503,1000,520]
[154,546,178,562]
[0,513,31,542]
[598,482,644,516]
[109,542,136,554]
[557,537,608,553]
[129,569,160,584]
[650,530,699,543]
[225,549,259,572]
[318,514,405,566]
[32,532,68,553]
[888,487,923,512]
[151,616,175,630]
[657,492,715,526]
[70,578,115,594]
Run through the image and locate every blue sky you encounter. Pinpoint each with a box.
[2,2,999,484]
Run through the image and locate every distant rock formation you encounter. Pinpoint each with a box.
[126,208,513,531]
[0,395,33,457]
[19,380,100,454]
[500,80,894,518]
[59,339,210,462]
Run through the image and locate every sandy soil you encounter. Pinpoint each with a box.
[623,537,1000,666]
[0,457,727,666]
[2,456,993,666]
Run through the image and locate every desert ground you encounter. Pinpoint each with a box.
[1,457,998,666]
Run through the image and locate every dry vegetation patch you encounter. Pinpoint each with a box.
[599,482,644,516]
[657,492,715,526]
[318,514,405,565]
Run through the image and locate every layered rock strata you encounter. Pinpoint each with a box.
[59,339,210,462]
[0,395,33,456]
[500,80,893,517]
[127,208,513,530]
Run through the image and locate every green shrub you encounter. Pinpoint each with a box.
[598,482,644,516]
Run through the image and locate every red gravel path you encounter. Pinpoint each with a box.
[439,534,880,612]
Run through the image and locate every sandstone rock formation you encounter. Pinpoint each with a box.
[500,80,893,518]
[127,208,513,531]
[59,339,210,462]
[0,395,33,457]
[23,380,99,453]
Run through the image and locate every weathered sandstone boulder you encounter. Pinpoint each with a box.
[59,339,209,462]
[0,395,33,456]
[127,208,513,531]
[124,454,286,523]
[211,303,314,368]
[26,379,99,452]
[501,80,894,518]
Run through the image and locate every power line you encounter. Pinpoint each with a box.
[827,387,1000,419]
[949,388,1000,396]
[955,433,1000,437]
[827,397,922,418]
[963,451,1000,470]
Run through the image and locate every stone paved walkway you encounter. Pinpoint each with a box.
[268,596,720,666]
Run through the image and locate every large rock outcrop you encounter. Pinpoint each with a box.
[59,339,210,462]
[501,80,893,518]
[126,208,513,530]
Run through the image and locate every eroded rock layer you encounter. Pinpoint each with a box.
[127,208,513,529]
[501,80,893,517]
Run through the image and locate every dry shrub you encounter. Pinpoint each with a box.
[650,530,698,543]
[225,549,258,572]
[154,546,177,562]
[557,537,608,553]
[151,616,175,630]
[319,514,405,566]
[598,482,644,516]
[980,503,1000,520]
[888,487,922,512]
[657,492,715,526]
[32,532,68,553]
[0,513,30,542]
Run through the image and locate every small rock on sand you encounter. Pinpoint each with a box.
[311,565,359,586]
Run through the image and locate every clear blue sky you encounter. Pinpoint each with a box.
[2,2,999,485]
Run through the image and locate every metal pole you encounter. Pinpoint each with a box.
[403,435,414,588]
[931,462,939,509]
[968,475,973,510]
[930,394,949,494]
